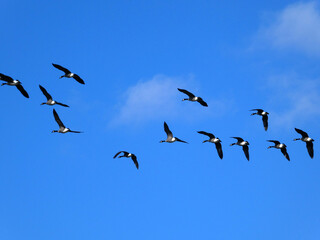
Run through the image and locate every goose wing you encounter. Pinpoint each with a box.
[242,145,249,161]
[295,128,309,138]
[262,115,268,131]
[232,137,244,142]
[55,101,70,107]
[306,141,314,158]
[197,97,208,107]
[197,131,215,139]
[281,147,290,161]
[72,74,85,84]
[215,142,223,159]
[164,121,173,139]
[39,85,52,100]
[175,137,188,144]
[267,140,280,145]
[0,73,14,82]
[131,154,139,169]
[53,109,65,128]
[113,151,123,158]
[250,108,263,112]
[177,88,195,98]
[113,151,127,158]
[16,85,29,98]
[52,63,71,74]
[69,130,82,133]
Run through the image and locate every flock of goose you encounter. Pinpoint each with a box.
[0,64,315,170]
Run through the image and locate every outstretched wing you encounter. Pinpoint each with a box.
[16,85,29,98]
[295,128,309,138]
[232,137,244,142]
[262,115,268,131]
[164,121,173,139]
[197,97,208,107]
[215,142,223,159]
[175,137,188,144]
[197,131,215,139]
[53,109,65,128]
[39,85,52,100]
[0,73,14,82]
[131,154,139,169]
[113,151,124,158]
[177,88,195,98]
[281,147,290,161]
[73,74,85,84]
[52,63,71,74]
[250,109,263,112]
[242,145,249,161]
[306,142,314,159]
[267,140,280,145]
[55,101,70,107]
[69,130,82,133]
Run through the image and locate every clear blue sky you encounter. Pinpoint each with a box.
[1,0,320,239]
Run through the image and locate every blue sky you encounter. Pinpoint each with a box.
[1,0,320,239]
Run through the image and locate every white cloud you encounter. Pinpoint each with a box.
[110,75,232,126]
[257,2,320,55]
[266,74,320,128]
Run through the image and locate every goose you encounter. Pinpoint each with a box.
[0,73,29,98]
[230,137,250,161]
[197,131,223,159]
[52,109,82,133]
[113,151,139,169]
[293,128,314,158]
[250,109,269,131]
[177,88,208,107]
[39,85,69,107]
[52,63,85,84]
[160,121,188,143]
[267,140,290,161]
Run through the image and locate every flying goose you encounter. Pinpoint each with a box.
[230,137,250,161]
[160,121,188,143]
[250,109,269,131]
[198,131,223,159]
[267,140,290,161]
[293,128,314,158]
[39,85,69,107]
[113,151,139,169]
[52,109,82,133]
[52,63,85,84]
[177,88,208,107]
[0,73,29,98]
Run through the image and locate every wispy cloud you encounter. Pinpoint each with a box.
[110,75,232,126]
[256,2,320,55]
[266,74,320,128]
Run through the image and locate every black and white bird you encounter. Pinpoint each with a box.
[160,122,188,143]
[0,73,29,98]
[177,88,208,107]
[267,140,290,161]
[113,151,139,169]
[52,63,85,84]
[250,109,269,131]
[39,85,69,107]
[293,128,314,158]
[52,109,82,134]
[230,137,250,161]
[198,131,223,159]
